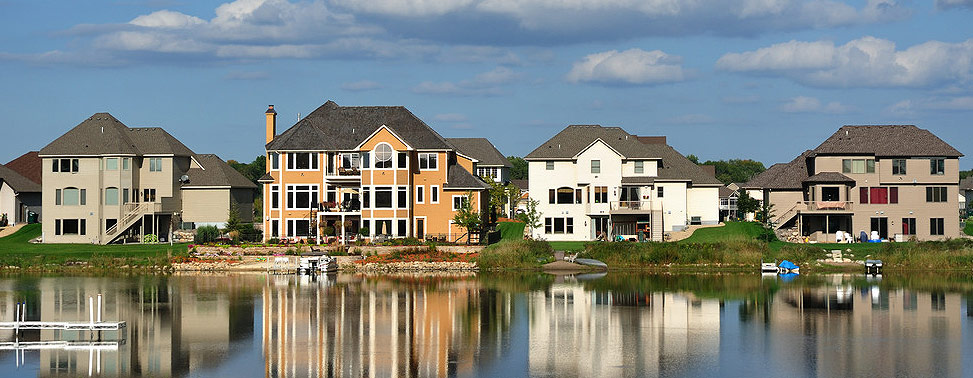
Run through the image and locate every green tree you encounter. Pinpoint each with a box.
[517,198,542,238]
[452,191,482,244]
[225,202,244,233]
[686,154,700,164]
[507,156,528,180]
[736,190,760,216]
[961,170,972,181]
[690,158,766,185]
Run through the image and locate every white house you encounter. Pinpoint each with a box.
[525,125,721,242]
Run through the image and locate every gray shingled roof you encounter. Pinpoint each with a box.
[719,186,737,198]
[743,151,812,190]
[0,164,40,193]
[813,125,962,158]
[267,101,454,151]
[961,176,973,191]
[444,164,491,190]
[39,113,194,157]
[621,176,655,184]
[510,179,528,190]
[526,125,721,186]
[446,138,511,167]
[804,172,855,184]
[184,154,258,189]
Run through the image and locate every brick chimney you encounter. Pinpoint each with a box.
[265,105,277,144]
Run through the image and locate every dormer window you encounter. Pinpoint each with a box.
[374,143,393,169]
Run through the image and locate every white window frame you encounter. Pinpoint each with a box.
[419,153,439,171]
[546,161,554,170]
[416,185,425,204]
[270,152,281,171]
[397,186,408,209]
[149,158,163,172]
[634,161,644,174]
[286,218,315,239]
[373,186,394,209]
[105,158,119,171]
[285,184,319,210]
[287,152,319,171]
[270,185,280,210]
[430,185,440,204]
[372,142,395,170]
[452,195,469,211]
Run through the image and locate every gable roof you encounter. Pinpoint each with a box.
[39,113,194,157]
[743,151,812,190]
[526,125,721,186]
[184,154,258,189]
[267,101,453,151]
[961,176,973,191]
[446,138,511,167]
[5,151,41,185]
[443,164,491,190]
[813,125,962,158]
[0,164,40,193]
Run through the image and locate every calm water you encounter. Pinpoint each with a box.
[0,272,970,378]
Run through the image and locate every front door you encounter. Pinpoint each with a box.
[592,216,609,240]
[416,219,425,239]
[870,217,888,239]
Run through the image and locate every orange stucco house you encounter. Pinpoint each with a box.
[259,101,490,244]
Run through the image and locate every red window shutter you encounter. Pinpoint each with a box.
[889,187,898,204]
[870,187,888,204]
[860,187,869,204]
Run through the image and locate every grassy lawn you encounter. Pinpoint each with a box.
[678,222,764,244]
[547,241,588,251]
[965,219,973,236]
[0,224,187,267]
[497,221,526,241]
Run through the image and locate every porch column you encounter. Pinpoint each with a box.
[341,214,346,246]
[825,215,830,240]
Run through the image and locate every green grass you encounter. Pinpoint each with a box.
[547,241,587,251]
[496,221,526,241]
[0,224,187,269]
[475,240,553,270]
[678,222,765,243]
[965,219,973,236]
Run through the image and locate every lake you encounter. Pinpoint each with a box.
[0,272,970,377]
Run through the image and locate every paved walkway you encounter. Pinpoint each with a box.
[666,223,726,242]
[0,224,25,239]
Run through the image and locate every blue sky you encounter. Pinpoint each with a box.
[1,0,972,169]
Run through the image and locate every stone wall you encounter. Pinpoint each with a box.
[192,244,485,256]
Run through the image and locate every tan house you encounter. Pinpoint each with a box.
[744,125,963,241]
[38,113,256,244]
[260,101,490,244]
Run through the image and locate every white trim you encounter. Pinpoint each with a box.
[455,151,478,163]
[573,138,625,159]
[189,155,205,170]
[270,185,280,210]
[414,216,427,239]
[415,185,425,204]
[285,152,320,172]
[368,142,396,170]
[181,186,232,189]
[284,184,318,210]
[354,125,415,151]
[451,194,468,211]
[418,152,439,171]
[396,186,408,209]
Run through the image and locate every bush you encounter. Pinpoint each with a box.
[236,223,262,242]
[194,226,220,244]
[476,240,553,270]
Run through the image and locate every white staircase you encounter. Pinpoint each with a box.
[104,202,158,244]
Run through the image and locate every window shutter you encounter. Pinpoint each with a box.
[889,187,898,204]
[859,187,869,204]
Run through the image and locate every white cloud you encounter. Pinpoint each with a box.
[340,80,382,91]
[412,66,521,96]
[936,0,973,9]
[887,96,973,116]
[566,48,686,85]
[780,96,855,113]
[130,10,206,28]
[330,0,475,16]
[717,36,973,88]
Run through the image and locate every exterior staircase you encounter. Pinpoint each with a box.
[104,202,160,244]
[650,210,664,241]
[772,203,802,230]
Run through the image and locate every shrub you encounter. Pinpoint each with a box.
[476,240,553,270]
[194,226,220,244]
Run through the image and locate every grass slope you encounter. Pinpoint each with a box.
[497,222,526,241]
[0,224,186,268]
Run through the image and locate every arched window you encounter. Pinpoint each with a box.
[556,187,575,204]
[105,187,119,205]
[374,143,394,169]
[58,187,85,206]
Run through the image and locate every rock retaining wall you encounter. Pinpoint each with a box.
[346,261,478,272]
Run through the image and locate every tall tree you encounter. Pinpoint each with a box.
[507,156,528,180]
[452,192,482,244]
[517,198,542,238]
[688,157,766,185]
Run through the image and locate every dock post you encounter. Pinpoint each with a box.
[97,294,103,323]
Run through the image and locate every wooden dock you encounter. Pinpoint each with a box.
[0,321,126,331]
[0,340,121,350]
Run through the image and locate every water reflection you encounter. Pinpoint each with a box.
[0,273,968,377]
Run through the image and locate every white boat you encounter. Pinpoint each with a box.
[760,262,779,273]
[298,255,338,274]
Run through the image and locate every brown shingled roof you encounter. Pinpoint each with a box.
[0,164,40,193]
[813,125,962,158]
[5,151,41,185]
[742,151,812,190]
[446,138,512,167]
[803,172,855,184]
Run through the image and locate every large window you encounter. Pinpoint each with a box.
[634,161,644,174]
[374,187,393,208]
[544,217,574,234]
[926,187,948,203]
[902,218,916,235]
[861,187,898,204]
[340,153,360,170]
[288,153,318,170]
[419,153,438,170]
[452,195,469,211]
[373,143,394,169]
[398,152,408,169]
[105,187,119,205]
[842,158,875,174]
[56,187,85,206]
[55,219,86,236]
[149,158,163,172]
[286,219,313,238]
[930,158,945,175]
[286,185,318,209]
[930,218,945,236]
[105,158,118,171]
[594,186,608,203]
[143,188,156,202]
[892,159,906,175]
[52,158,79,173]
[590,160,600,174]
[550,187,577,204]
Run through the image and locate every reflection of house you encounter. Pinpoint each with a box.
[528,283,721,377]
[261,101,490,243]
[525,125,721,241]
[768,279,963,377]
[38,113,256,244]
[744,125,963,241]
[446,138,512,184]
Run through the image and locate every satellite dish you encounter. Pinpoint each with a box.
[179,174,190,184]
[375,144,393,162]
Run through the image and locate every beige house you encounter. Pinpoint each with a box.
[39,113,256,244]
[744,125,963,241]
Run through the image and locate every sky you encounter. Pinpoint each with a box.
[1,0,972,169]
